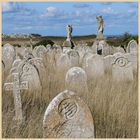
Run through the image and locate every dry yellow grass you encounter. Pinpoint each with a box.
[2,59,138,138]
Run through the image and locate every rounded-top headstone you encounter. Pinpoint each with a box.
[65,67,88,95]
[43,90,94,138]
[127,39,137,54]
[112,53,133,81]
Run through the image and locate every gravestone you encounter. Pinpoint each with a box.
[43,90,95,138]
[33,45,48,58]
[12,58,22,68]
[82,52,93,69]
[124,53,138,74]
[2,43,16,75]
[103,55,114,72]
[127,39,138,54]
[56,53,71,73]
[4,73,28,123]
[67,50,80,67]
[65,67,88,97]
[18,62,42,95]
[28,58,47,89]
[113,46,125,54]
[84,54,105,78]
[112,54,133,81]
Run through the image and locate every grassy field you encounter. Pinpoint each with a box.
[2,58,138,138]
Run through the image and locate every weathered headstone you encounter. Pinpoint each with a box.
[127,39,138,54]
[112,54,133,81]
[65,67,88,96]
[67,50,80,67]
[29,58,47,89]
[84,54,105,78]
[2,43,16,75]
[43,90,95,138]
[4,73,28,123]
[33,45,48,58]
[124,53,138,74]
[56,53,71,73]
[18,62,42,95]
[103,55,114,72]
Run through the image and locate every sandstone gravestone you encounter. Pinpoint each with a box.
[18,62,42,95]
[127,39,138,54]
[65,67,88,97]
[29,58,47,89]
[84,54,105,78]
[103,55,114,72]
[113,46,125,54]
[82,52,93,69]
[56,53,71,73]
[33,45,48,58]
[2,43,16,75]
[112,54,133,81]
[43,90,94,138]
[124,53,138,74]
[67,50,80,67]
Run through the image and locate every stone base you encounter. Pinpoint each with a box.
[62,40,75,49]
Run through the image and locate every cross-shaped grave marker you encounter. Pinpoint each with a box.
[4,72,28,124]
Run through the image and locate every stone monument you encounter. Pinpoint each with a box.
[96,15,105,40]
[92,16,108,55]
[62,25,75,49]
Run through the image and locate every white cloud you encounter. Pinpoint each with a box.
[42,6,59,17]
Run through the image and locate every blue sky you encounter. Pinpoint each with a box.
[2,2,138,36]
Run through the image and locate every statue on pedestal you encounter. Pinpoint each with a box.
[96,16,105,40]
[66,25,73,41]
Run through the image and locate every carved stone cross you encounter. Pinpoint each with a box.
[4,73,28,123]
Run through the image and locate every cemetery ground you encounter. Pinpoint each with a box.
[2,33,138,138]
[2,66,138,138]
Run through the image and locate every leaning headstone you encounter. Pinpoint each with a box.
[43,90,95,138]
[112,53,133,81]
[4,73,28,124]
[65,67,88,97]
[84,54,105,78]
[127,39,138,54]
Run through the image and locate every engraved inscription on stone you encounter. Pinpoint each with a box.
[58,98,77,119]
[114,57,128,67]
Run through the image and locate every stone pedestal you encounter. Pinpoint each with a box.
[62,40,75,49]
